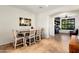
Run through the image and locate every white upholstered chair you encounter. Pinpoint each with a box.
[13,30,25,49]
[35,29,41,42]
[26,29,36,46]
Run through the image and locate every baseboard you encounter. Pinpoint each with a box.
[0,40,14,45]
[0,42,13,50]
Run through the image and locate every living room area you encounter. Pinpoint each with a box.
[0,5,79,53]
[49,6,79,53]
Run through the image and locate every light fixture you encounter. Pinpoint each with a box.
[39,6,43,8]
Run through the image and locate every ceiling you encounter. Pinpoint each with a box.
[11,5,79,14]
[11,5,64,14]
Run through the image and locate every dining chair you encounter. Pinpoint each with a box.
[35,29,41,42]
[26,29,36,46]
[13,30,25,49]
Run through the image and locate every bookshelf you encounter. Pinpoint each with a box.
[54,17,60,34]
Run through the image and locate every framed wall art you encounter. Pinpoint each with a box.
[19,17,31,26]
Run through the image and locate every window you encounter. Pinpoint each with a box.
[61,18,75,30]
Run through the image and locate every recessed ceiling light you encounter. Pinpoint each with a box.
[39,6,43,8]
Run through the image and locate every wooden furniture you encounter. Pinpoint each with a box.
[54,17,60,34]
[13,30,25,49]
[26,29,36,46]
[69,35,79,53]
[70,29,78,36]
[12,28,42,48]
[19,30,30,46]
[36,29,41,42]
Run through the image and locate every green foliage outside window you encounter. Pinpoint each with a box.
[61,18,75,30]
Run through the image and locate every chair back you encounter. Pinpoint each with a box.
[12,30,19,39]
[36,29,41,35]
[29,29,36,37]
[36,28,41,35]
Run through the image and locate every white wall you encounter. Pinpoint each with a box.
[36,14,49,38]
[36,6,79,38]
[0,6,36,45]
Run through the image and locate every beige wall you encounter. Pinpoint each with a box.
[0,6,36,45]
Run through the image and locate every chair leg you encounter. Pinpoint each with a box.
[39,35,41,41]
[34,37,36,44]
[36,36,41,42]
[29,43,31,46]
[23,38,25,47]
[29,39,31,46]
[32,37,35,44]
[14,41,17,49]
[24,39,27,47]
